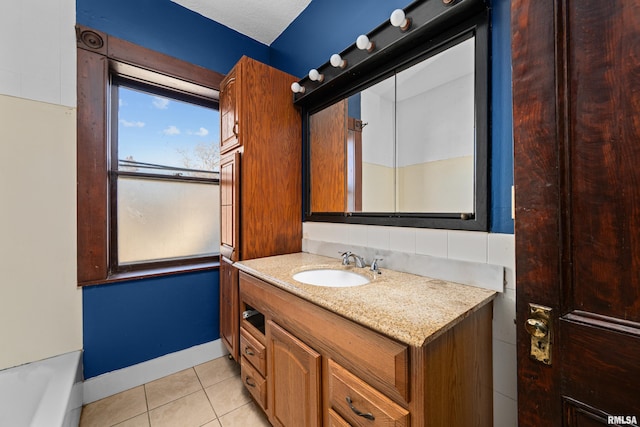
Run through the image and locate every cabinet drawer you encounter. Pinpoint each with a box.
[240,356,266,411]
[240,327,266,375]
[327,359,409,427]
[328,408,352,427]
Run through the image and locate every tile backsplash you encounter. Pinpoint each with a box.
[302,222,518,427]
[302,222,511,293]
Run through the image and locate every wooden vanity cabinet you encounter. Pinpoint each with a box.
[219,257,238,359]
[238,270,493,427]
[218,56,302,360]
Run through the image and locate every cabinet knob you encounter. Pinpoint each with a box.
[245,376,256,388]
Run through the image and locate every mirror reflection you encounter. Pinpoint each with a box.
[310,36,476,215]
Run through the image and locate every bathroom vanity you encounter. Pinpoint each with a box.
[235,252,495,427]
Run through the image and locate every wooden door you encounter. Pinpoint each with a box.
[220,257,239,361]
[512,1,640,426]
[267,321,321,427]
[220,66,240,154]
[220,151,240,261]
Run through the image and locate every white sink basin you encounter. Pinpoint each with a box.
[292,269,370,287]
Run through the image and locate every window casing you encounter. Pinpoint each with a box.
[76,25,225,285]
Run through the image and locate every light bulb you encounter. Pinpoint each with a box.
[308,69,324,82]
[330,53,347,69]
[291,82,305,94]
[390,9,410,31]
[356,34,374,52]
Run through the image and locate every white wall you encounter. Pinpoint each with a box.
[359,68,475,214]
[0,0,81,371]
[396,74,474,166]
[302,223,517,427]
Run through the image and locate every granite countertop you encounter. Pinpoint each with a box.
[235,252,496,347]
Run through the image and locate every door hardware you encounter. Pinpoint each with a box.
[525,303,552,365]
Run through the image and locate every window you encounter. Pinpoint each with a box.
[76,25,225,285]
[110,80,220,271]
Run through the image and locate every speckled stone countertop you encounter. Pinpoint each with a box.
[235,252,496,347]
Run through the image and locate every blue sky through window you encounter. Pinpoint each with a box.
[117,86,220,174]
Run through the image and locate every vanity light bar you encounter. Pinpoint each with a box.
[290,0,486,102]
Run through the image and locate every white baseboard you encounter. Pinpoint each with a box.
[83,339,227,404]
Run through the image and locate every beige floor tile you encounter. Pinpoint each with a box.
[218,402,271,427]
[202,420,222,427]
[80,386,147,427]
[148,390,216,427]
[204,375,251,416]
[113,413,150,427]
[145,368,202,409]
[195,356,240,388]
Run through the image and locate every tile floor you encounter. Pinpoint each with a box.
[79,356,272,427]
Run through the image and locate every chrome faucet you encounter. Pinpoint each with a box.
[370,257,383,274]
[340,251,366,268]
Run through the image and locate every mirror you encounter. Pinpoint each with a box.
[310,36,478,216]
[300,6,489,231]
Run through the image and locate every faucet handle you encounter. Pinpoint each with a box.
[339,251,352,265]
[370,257,384,274]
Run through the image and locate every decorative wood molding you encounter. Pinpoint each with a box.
[76,25,225,286]
[76,25,106,54]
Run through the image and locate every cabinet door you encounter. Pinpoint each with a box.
[220,152,240,261]
[220,257,239,360]
[267,321,321,427]
[220,67,241,154]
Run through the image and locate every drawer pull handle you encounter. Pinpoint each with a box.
[245,376,256,388]
[346,396,375,421]
[244,347,255,356]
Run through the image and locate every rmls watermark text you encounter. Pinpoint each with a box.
[608,415,638,426]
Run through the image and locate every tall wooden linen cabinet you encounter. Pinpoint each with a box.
[219,56,302,360]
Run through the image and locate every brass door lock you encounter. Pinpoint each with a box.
[525,303,553,365]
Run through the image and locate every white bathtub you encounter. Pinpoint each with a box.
[0,351,83,427]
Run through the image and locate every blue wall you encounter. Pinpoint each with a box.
[269,0,409,78]
[272,0,514,233]
[83,270,219,378]
[489,0,514,233]
[76,0,269,74]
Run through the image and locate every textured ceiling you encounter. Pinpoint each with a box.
[171,0,311,45]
